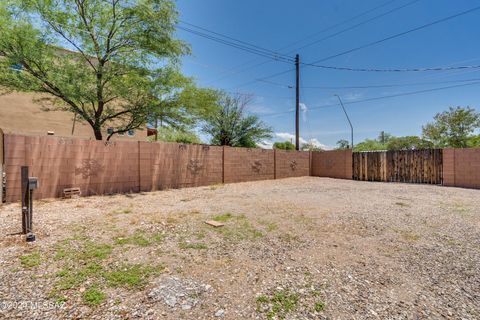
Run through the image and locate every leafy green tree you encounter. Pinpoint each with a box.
[386,136,433,150]
[0,0,188,140]
[147,69,220,134]
[202,94,273,147]
[153,126,201,144]
[378,131,393,144]
[467,135,480,147]
[301,141,323,151]
[422,107,480,148]
[353,139,386,152]
[336,139,350,150]
[273,141,295,150]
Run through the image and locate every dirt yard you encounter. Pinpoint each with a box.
[0,177,479,319]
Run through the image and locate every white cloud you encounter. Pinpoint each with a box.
[342,92,363,102]
[257,140,273,149]
[248,104,274,114]
[260,132,331,150]
[300,102,308,122]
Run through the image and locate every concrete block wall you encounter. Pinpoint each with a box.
[443,148,480,189]
[311,149,353,179]
[3,134,315,202]
[223,147,274,183]
[274,150,310,179]
[4,134,140,202]
[139,142,223,191]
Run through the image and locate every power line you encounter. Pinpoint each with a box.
[290,0,422,53]
[212,0,420,88]
[303,77,480,89]
[202,0,402,85]
[260,80,480,117]
[179,20,292,61]
[308,5,480,65]
[302,63,480,73]
[177,25,294,63]
[244,4,480,88]
[311,80,480,110]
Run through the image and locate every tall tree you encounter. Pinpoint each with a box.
[147,68,220,136]
[422,107,480,147]
[0,0,188,140]
[202,94,273,148]
[153,126,201,144]
[273,141,295,150]
[386,136,433,150]
[336,139,350,150]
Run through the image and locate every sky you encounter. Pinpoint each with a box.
[175,0,480,149]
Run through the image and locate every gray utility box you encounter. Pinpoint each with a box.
[28,177,39,190]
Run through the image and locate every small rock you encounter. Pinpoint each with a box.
[214,309,225,317]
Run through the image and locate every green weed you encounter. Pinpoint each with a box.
[257,290,299,320]
[82,286,106,307]
[179,242,208,250]
[20,252,41,268]
[103,264,163,289]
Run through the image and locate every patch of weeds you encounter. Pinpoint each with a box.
[256,290,299,320]
[256,295,269,304]
[104,264,163,289]
[210,214,263,241]
[195,231,206,240]
[212,213,233,222]
[109,207,133,215]
[314,302,325,312]
[395,202,410,207]
[152,232,165,243]
[217,220,263,241]
[179,242,208,250]
[266,222,278,232]
[115,231,150,247]
[54,295,68,304]
[54,247,67,261]
[257,219,278,232]
[55,269,85,290]
[452,203,470,217]
[400,230,420,242]
[166,217,178,224]
[79,242,113,260]
[278,233,300,243]
[82,286,106,307]
[209,184,224,190]
[293,214,316,227]
[115,230,164,247]
[20,252,41,269]
[55,263,102,291]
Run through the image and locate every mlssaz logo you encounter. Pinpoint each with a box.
[75,159,104,179]
[290,160,298,171]
[251,160,263,173]
[187,159,203,175]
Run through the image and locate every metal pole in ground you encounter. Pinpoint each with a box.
[21,166,28,234]
[295,54,300,151]
[334,94,354,149]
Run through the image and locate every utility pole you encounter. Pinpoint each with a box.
[295,54,300,151]
[334,94,354,149]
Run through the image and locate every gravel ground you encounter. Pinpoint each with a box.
[0,177,479,319]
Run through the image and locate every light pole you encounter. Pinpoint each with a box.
[334,94,354,149]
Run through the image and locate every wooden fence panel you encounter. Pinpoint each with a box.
[353,149,443,185]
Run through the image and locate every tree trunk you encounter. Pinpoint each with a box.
[93,127,103,140]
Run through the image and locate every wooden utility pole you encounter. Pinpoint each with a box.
[295,54,300,151]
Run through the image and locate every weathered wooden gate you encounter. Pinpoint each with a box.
[353,149,443,184]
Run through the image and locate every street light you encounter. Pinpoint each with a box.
[334,94,354,149]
